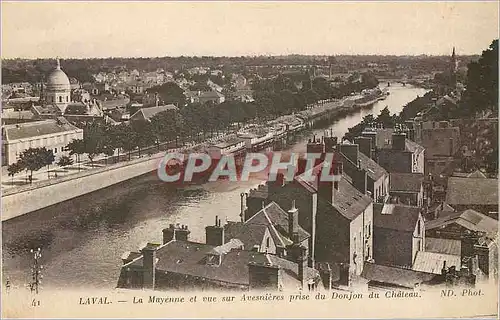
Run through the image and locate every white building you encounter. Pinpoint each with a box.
[2,117,83,166]
[43,59,71,114]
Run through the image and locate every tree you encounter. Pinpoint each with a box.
[377,107,394,128]
[7,162,24,184]
[66,139,85,171]
[461,39,498,116]
[57,155,74,167]
[41,148,55,179]
[18,147,52,184]
[130,120,155,157]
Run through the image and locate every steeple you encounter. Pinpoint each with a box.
[451,47,457,73]
[56,58,61,70]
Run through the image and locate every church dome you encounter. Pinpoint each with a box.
[46,59,70,91]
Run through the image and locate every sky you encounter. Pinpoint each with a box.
[2,1,499,59]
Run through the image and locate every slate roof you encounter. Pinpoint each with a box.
[445,177,498,206]
[130,104,178,121]
[373,203,421,232]
[425,237,461,256]
[412,251,461,275]
[3,118,81,141]
[361,262,437,288]
[200,91,224,99]
[224,222,268,249]
[295,161,372,221]
[245,201,310,246]
[126,240,318,286]
[358,152,387,180]
[390,173,424,193]
[425,209,498,236]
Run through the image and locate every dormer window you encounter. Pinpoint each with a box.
[206,253,222,266]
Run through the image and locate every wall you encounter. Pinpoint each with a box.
[373,228,413,268]
[411,214,425,264]
[2,154,162,221]
[377,150,412,173]
[349,204,373,276]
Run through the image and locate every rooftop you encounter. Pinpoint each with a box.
[361,262,437,288]
[357,152,387,180]
[295,163,372,221]
[131,104,178,121]
[425,237,461,256]
[425,209,498,236]
[390,173,424,193]
[412,251,461,275]
[3,117,81,141]
[126,240,318,286]
[245,201,310,246]
[373,203,421,232]
[445,177,498,206]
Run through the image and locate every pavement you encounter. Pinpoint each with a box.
[1,133,229,191]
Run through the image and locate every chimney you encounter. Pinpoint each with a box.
[306,136,324,154]
[162,224,175,244]
[162,224,191,243]
[324,136,338,152]
[141,244,157,290]
[240,193,247,222]
[339,143,359,165]
[354,136,373,159]
[288,200,299,238]
[392,133,406,151]
[297,245,307,288]
[205,215,225,246]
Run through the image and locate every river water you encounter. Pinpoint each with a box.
[2,83,428,290]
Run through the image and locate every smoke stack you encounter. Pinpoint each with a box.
[288,200,299,239]
[141,244,157,290]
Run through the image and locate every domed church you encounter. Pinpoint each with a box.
[44,58,71,113]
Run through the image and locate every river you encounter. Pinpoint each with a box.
[1,83,429,290]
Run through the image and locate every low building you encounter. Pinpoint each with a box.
[445,177,498,218]
[2,117,83,166]
[117,224,322,291]
[129,104,178,122]
[425,209,498,240]
[389,173,425,207]
[372,203,425,269]
[199,91,225,104]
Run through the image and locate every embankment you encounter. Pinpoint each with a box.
[1,154,163,221]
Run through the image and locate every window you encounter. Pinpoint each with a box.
[266,237,270,248]
[417,220,421,235]
[54,148,57,154]
[59,96,63,103]
[66,96,69,102]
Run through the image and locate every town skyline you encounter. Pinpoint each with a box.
[2,1,499,59]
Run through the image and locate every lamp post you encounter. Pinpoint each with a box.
[29,248,43,294]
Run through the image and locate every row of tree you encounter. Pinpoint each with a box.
[7,148,73,184]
